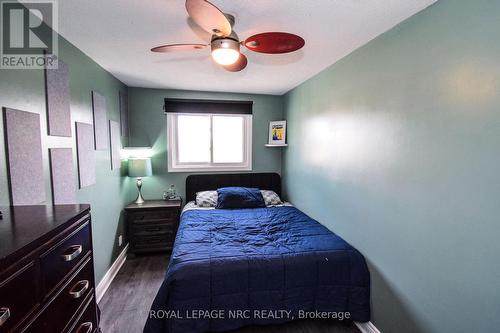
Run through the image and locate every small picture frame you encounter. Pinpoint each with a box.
[268,120,287,145]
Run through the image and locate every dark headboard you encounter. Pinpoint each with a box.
[186,173,281,202]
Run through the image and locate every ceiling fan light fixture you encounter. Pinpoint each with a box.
[151,1,306,72]
[211,38,240,65]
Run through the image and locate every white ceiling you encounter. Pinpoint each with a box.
[57,0,436,95]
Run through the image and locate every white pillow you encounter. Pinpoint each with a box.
[260,190,283,206]
[195,190,218,207]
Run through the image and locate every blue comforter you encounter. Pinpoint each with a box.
[144,206,370,333]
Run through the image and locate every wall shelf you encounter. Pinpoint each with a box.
[265,144,288,147]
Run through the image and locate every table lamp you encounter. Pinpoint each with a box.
[128,158,152,204]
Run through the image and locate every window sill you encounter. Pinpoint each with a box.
[167,166,252,173]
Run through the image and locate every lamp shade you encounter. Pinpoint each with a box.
[128,158,152,177]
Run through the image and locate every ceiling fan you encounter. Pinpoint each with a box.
[151,0,305,72]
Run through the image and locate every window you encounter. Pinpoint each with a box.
[167,113,252,172]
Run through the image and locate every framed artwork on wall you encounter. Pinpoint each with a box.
[267,120,287,146]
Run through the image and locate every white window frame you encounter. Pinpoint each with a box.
[167,113,252,172]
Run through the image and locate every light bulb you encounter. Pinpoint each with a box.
[212,48,240,65]
[211,38,241,66]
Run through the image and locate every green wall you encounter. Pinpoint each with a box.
[127,88,283,200]
[282,0,500,332]
[0,36,135,284]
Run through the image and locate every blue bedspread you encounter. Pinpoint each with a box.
[144,206,370,333]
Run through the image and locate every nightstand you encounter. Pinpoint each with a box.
[125,199,182,255]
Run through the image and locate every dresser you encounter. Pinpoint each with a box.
[0,205,98,333]
[125,200,182,255]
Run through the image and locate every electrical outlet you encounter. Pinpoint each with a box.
[118,235,123,247]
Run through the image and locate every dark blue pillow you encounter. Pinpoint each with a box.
[216,187,266,209]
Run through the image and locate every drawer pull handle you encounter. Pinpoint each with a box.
[0,307,10,327]
[76,322,93,333]
[62,245,83,262]
[69,280,89,299]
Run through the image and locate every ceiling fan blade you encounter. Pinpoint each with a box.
[185,0,231,36]
[222,53,248,72]
[244,32,305,54]
[151,43,208,53]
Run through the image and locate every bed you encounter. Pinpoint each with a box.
[144,173,370,333]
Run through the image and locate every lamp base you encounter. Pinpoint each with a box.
[135,177,145,204]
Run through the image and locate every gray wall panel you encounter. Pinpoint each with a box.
[76,122,96,188]
[45,59,71,137]
[92,91,107,150]
[49,148,77,204]
[109,120,121,170]
[3,108,45,205]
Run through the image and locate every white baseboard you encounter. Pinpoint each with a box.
[96,244,129,303]
[355,321,381,333]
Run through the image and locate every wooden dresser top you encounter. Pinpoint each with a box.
[0,204,90,264]
[124,199,182,211]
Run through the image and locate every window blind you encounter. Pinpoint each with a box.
[164,98,253,115]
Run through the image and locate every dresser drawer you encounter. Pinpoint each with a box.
[130,210,176,224]
[26,257,94,333]
[40,222,91,297]
[132,223,175,237]
[0,262,37,332]
[133,235,173,250]
[68,295,97,333]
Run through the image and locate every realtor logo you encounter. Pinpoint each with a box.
[1,0,58,69]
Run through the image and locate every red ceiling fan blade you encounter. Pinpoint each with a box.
[222,53,248,72]
[244,32,305,54]
[185,0,232,36]
[151,43,208,53]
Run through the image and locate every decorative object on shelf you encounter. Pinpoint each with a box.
[267,120,287,146]
[163,185,179,200]
[128,158,153,204]
[167,184,177,199]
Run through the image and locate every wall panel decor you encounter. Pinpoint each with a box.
[76,122,96,188]
[92,91,108,150]
[45,59,72,137]
[109,120,121,170]
[3,108,46,205]
[119,90,129,137]
[49,148,77,204]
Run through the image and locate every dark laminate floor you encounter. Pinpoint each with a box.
[99,254,360,333]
